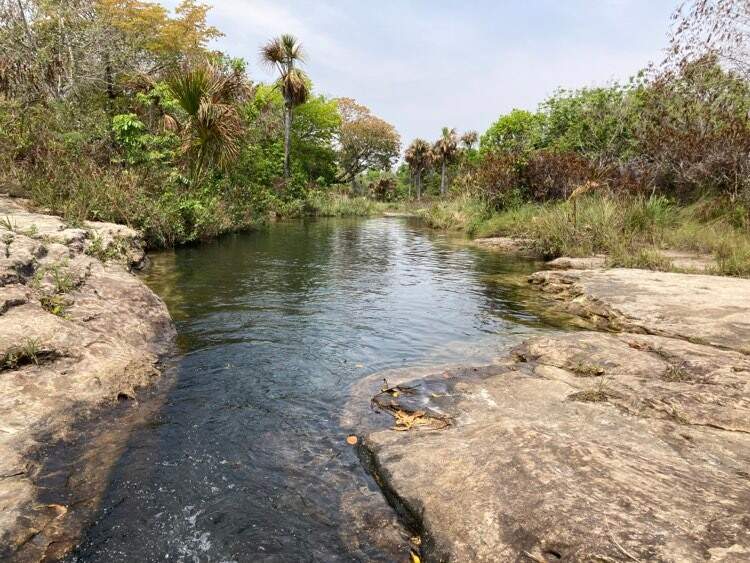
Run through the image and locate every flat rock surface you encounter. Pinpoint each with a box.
[544,252,716,273]
[545,255,606,270]
[359,267,750,562]
[530,268,750,353]
[0,195,174,561]
[360,332,750,562]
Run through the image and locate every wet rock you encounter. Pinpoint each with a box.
[0,195,174,561]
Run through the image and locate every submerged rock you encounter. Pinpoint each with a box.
[0,195,174,561]
[360,269,750,562]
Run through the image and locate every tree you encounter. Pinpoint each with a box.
[480,109,545,154]
[433,127,458,196]
[166,61,250,183]
[335,97,401,191]
[231,83,340,193]
[0,0,220,102]
[260,33,309,179]
[669,0,750,78]
[460,130,478,151]
[404,138,433,200]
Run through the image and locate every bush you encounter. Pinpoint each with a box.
[368,176,397,202]
[470,57,750,207]
[419,195,490,233]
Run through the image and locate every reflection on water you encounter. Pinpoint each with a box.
[69,217,560,562]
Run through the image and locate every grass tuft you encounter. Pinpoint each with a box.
[2,338,43,370]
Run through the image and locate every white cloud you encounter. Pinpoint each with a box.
[159,0,677,144]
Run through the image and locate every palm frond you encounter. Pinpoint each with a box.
[281,68,310,105]
[167,61,248,181]
[260,37,285,66]
[280,33,305,62]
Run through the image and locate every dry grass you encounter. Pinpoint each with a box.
[421,194,750,277]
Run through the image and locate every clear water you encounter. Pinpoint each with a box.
[69,217,560,562]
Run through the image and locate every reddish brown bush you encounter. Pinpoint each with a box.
[520,150,600,201]
[473,151,523,207]
[369,176,397,201]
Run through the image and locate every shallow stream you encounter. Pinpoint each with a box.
[69,217,562,561]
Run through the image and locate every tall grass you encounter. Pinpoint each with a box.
[273,192,383,218]
[421,194,750,277]
[419,195,491,232]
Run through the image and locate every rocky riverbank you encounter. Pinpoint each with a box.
[359,265,750,561]
[0,196,175,561]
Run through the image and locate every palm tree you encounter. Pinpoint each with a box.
[261,34,310,179]
[461,130,479,151]
[405,138,433,200]
[404,145,416,198]
[167,62,250,184]
[433,127,458,196]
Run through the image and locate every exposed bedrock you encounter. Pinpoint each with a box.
[0,196,175,561]
[360,268,750,562]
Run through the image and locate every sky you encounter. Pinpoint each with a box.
[159,0,680,145]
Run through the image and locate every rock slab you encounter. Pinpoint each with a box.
[0,196,175,561]
[361,268,750,562]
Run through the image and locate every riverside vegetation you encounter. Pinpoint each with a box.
[2,0,750,278]
[1,1,402,247]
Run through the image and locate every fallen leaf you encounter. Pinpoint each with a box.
[392,409,430,431]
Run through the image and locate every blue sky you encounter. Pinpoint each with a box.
[160,1,679,144]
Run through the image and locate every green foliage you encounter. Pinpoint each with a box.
[419,195,491,233]
[539,85,638,159]
[166,62,250,183]
[472,59,750,211]
[292,95,341,184]
[112,113,176,165]
[481,109,545,154]
[607,247,674,271]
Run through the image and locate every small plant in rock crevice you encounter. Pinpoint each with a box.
[571,361,605,377]
[85,234,131,263]
[39,294,71,317]
[32,261,76,295]
[32,261,79,317]
[1,216,18,232]
[663,362,692,382]
[2,338,44,370]
[568,375,613,403]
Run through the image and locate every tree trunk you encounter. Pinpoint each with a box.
[283,103,292,179]
[440,159,446,196]
[417,172,422,201]
[408,172,412,199]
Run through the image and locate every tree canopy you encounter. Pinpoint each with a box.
[335,97,401,186]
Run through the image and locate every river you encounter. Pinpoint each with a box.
[68,217,561,562]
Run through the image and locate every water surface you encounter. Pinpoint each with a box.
[71,217,560,561]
